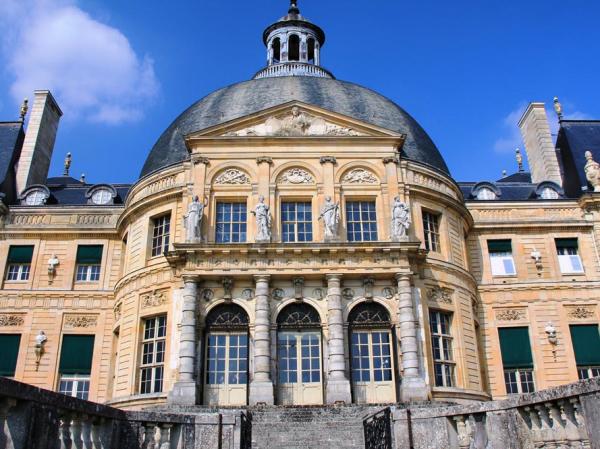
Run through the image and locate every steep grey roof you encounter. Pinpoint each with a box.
[141,77,449,178]
[459,171,567,201]
[556,120,600,197]
[19,177,131,206]
[0,122,25,204]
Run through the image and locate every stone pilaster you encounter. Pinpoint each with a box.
[395,272,428,401]
[325,274,352,404]
[249,275,274,405]
[168,276,199,405]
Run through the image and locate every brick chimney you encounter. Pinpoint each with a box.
[518,103,562,186]
[15,90,62,194]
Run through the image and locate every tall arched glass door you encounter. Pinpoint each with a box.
[204,304,249,406]
[349,302,396,404]
[277,303,323,405]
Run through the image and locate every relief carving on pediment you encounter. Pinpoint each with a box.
[278,168,314,184]
[223,107,367,137]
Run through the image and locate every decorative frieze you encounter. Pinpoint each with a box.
[141,290,168,308]
[427,287,453,304]
[64,315,98,328]
[495,308,527,322]
[0,314,25,326]
[566,306,595,320]
[214,169,250,185]
[278,168,314,184]
[341,168,378,184]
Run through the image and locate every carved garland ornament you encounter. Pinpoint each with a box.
[427,287,453,304]
[495,308,526,322]
[214,169,250,185]
[567,306,595,319]
[64,315,98,328]
[342,168,378,184]
[0,314,24,326]
[142,290,168,308]
[279,168,314,184]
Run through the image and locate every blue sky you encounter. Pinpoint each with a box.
[1,0,599,184]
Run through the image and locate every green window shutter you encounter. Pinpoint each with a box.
[570,325,600,366]
[59,335,95,375]
[498,327,534,369]
[76,245,103,264]
[488,240,512,253]
[7,246,34,264]
[556,238,578,250]
[0,334,21,376]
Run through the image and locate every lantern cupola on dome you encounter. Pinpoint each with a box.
[254,1,333,79]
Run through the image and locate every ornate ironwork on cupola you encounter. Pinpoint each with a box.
[253,0,334,80]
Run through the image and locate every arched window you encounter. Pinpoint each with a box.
[204,304,249,406]
[276,303,322,405]
[348,302,396,404]
[288,34,300,61]
[307,38,315,64]
[476,187,497,200]
[272,37,281,63]
[540,187,559,200]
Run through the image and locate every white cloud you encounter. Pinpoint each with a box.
[493,103,527,154]
[0,0,159,125]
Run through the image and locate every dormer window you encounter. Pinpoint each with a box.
[476,188,497,200]
[19,186,50,206]
[535,182,563,200]
[540,187,559,200]
[86,185,117,205]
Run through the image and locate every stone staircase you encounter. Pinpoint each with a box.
[249,405,383,449]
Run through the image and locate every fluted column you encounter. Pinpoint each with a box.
[396,272,428,401]
[168,276,199,405]
[249,274,274,405]
[325,274,352,404]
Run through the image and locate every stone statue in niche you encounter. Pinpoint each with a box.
[319,196,340,241]
[184,196,206,242]
[584,151,600,192]
[252,195,272,242]
[391,196,411,241]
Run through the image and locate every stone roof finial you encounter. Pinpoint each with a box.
[584,150,600,192]
[515,148,524,172]
[19,98,28,122]
[63,152,72,176]
[502,170,507,178]
[553,96,563,120]
[289,0,300,15]
[80,173,86,183]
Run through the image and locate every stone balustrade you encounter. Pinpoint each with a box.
[389,377,600,449]
[0,377,194,449]
[253,62,334,79]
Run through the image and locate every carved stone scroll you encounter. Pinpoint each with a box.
[64,315,98,328]
[279,168,314,184]
[214,169,250,185]
[341,168,378,184]
[0,314,25,326]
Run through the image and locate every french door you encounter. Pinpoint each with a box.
[350,330,395,404]
[204,332,248,406]
[277,330,323,405]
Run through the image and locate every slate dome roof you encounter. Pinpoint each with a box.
[140,77,449,178]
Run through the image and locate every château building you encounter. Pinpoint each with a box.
[0,1,599,415]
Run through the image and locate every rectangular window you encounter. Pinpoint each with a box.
[140,315,167,394]
[0,334,21,377]
[216,202,247,243]
[5,245,33,281]
[488,240,516,276]
[75,245,103,282]
[281,202,313,242]
[498,327,535,394]
[556,238,584,274]
[429,310,455,387]
[570,324,600,380]
[58,335,95,400]
[346,201,378,242]
[422,211,441,252]
[151,214,171,257]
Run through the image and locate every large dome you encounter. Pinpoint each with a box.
[140,77,449,178]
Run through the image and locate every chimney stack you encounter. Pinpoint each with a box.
[15,90,62,194]
[517,103,562,186]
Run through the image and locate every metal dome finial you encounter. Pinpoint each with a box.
[289,0,300,15]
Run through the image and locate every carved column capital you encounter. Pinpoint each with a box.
[256,156,273,165]
[191,155,210,165]
[395,271,413,284]
[320,156,337,165]
[382,156,400,165]
[182,275,201,284]
[326,273,343,283]
[253,274,271,284]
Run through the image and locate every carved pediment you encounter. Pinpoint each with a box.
[222,107,369,138]
[278,168,314,184]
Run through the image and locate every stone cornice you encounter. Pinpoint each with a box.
[478,280,600,293]
[166,241,424,277]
